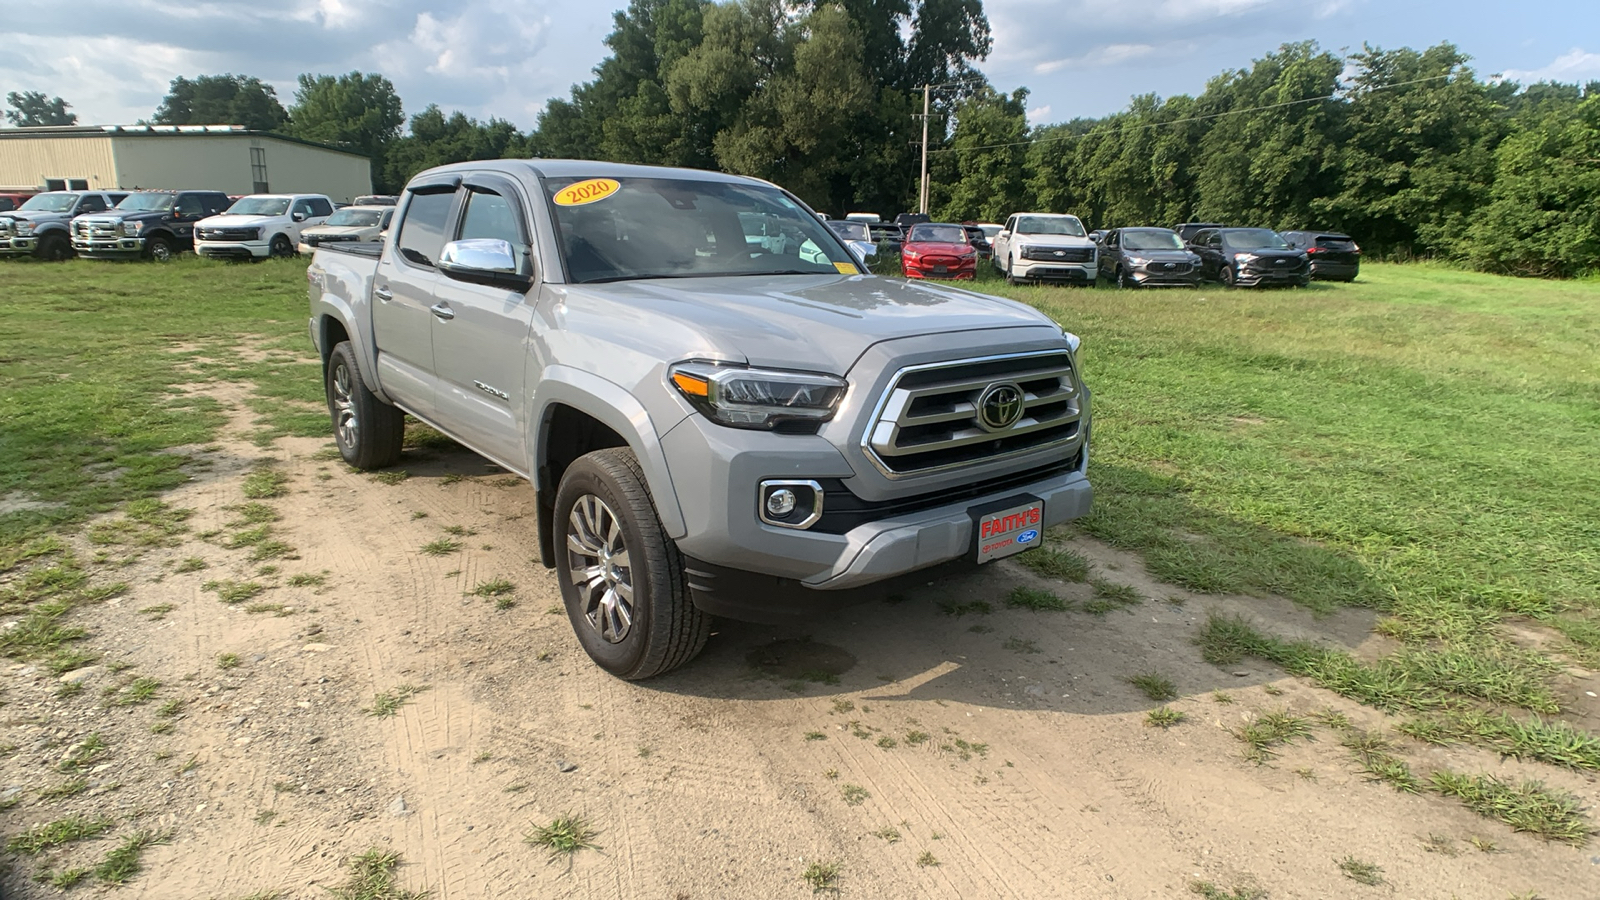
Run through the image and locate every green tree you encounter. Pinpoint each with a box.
[288,72,406,191]
[1315,43,1504,257]
[151,75,289,131]
[1465,94,1600,277]
[5,91,77,127]
[931,87,1029,222]
[383,106,532,188]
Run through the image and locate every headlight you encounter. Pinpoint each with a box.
[669,362,846,431]
[1232,252,1253,262]
[1127,257,1149,267]
[1061,329,1081,355]
[16,222,33,235]
[121,221,144,236]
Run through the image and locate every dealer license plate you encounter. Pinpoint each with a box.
[974,498,1044,563]
[931,265,949,274]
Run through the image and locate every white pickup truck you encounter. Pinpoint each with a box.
[991,213,1099,285]
[195,194,334,260]
[307,160,1093,679]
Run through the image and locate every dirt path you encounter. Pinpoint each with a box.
[3,403,1596,899]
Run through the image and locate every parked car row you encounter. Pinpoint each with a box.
[0,189,393,262]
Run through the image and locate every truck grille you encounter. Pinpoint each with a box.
[0,220,12,238]
[199,227,258,241]
[1021,246,1094,263]
[864,351,1083,476]
[75,220,119,239]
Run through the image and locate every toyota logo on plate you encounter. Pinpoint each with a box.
[977,382,1025,431]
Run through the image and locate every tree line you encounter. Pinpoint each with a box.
[6,0,1596,276]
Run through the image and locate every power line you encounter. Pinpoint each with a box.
[927,73,1454,155]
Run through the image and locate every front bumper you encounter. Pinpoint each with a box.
[196,239,270,260]
[72,236,146,258]
[1235,269,1310,287]
[1129,267,1200,287]
[1014,259,1096,283]
[904,260,976,280]
[0,237,32,256]
[660,413,1092,620]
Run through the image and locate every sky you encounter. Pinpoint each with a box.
[1,0,1597,133]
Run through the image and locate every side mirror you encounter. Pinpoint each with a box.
[997,231,1010,239]
[439,238,533,290]
[292,212,307,222]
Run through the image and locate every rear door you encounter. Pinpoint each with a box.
[426,175,539,470]
[371,179,460,420]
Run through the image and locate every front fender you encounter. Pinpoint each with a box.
[533,366,689,539]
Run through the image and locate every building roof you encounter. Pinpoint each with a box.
[0,124,369,159]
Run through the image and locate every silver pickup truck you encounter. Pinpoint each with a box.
[307,160,1093,679]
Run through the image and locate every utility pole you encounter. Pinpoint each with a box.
[918,84,930,215]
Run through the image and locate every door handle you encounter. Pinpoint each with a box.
[374,286,393,302]
[430,303,455,320]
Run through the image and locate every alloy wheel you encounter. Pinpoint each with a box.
[331,360,358,450]
[564,494,635,644]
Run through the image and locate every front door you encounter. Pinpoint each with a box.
[371,188,457,420]
[427,181,538,471]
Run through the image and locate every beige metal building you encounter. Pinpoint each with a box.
[0,124,371,202]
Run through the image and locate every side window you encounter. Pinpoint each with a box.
[1107,231,1118,249]
[380,209,394,230]
[1004,216,1016,233]
[309,198,333,217]
[292,199,314,219]
[175,194,204,217]
[457,189,530,271]
[395,190,455,268]
[208,195,229,214]
[77,195,106,214]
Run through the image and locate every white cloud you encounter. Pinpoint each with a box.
[1499,48,1600,85]
[1035,44,1158,74]
[1026,104,1052,124]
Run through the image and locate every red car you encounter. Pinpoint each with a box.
[901,222,978,280]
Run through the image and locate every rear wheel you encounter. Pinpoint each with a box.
[270,234,295,258]
[555,448,710,680]
[35,233,71,261]
[325,341,405,469]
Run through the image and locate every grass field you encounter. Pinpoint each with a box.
[2,256,1598,747]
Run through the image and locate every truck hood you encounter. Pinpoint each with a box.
[199,214,284,228]
[3,210,67,224]
[564,273,1059,375]
[79,210,166,224]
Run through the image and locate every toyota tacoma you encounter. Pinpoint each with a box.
[307,161,1092,679]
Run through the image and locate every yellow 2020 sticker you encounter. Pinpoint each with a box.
[834,262,860,275]
[554,178,621,207]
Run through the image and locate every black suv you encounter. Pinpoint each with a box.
[1174,222,1225,243]
[1099,227,1202,288]
[71,190,231,261]
[1279,230,1360,282]
[1187,228,1310,287]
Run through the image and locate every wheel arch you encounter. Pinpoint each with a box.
[532,368,689,567]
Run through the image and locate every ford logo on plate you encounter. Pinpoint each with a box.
[1017,529,1039,543]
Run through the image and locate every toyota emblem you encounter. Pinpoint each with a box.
[977,382,1025,432]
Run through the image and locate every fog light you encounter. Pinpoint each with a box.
[766,489,797,517]
[758,479,824,530]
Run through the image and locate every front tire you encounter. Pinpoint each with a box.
[270,234,295,258]
[555,448,710,680]
[325,341,404,469]
[146,235,174,262]
[36,233,72,261]
[1005,256,1023,286]
[1116,267,1135,289]
[1219,265,1236,287]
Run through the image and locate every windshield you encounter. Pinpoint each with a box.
[979,224,1002,239]
[19,193,78,213]
[117,193,176,212]
[354,195,397,206]
[828,221,869,241]
[908,224,968,243]
[545,177,855,283]
[227,197,290,216]
[1122,229,1185,251]
[325,208,385,227]
[1015,215,1085,237]
[1224,228,1292,250]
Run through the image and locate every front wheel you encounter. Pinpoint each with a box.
[1005,256,1023,286]
[1116,267,1135,289]
[555,448,710,680]
[1219,265,1236,287]
[325,341,404,469]
[270,234,295,258]
[35,233,72,261]
[146,235,174,262]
